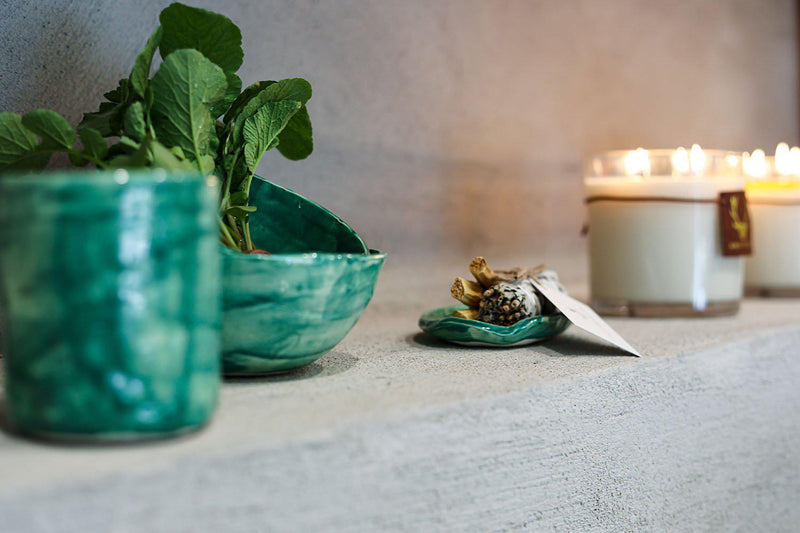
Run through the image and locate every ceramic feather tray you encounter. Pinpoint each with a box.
[419,305,570,347]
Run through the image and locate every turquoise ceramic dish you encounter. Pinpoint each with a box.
[419,305,570,346]
[0,170,221,442]
[221,176,383,376]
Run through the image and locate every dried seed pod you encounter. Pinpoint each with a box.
[478,280,542,326]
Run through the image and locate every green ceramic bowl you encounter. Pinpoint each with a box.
[221,176,383,375]
[419,305,570,346]
[0,170,221,442]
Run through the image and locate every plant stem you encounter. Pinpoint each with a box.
[243,221,254,251]
[218,217,239,250]
[226,214,244,244]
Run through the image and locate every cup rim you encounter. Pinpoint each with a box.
[0,168,213,186]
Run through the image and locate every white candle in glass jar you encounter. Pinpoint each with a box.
[585,146,745,317]
[744,145,800,296]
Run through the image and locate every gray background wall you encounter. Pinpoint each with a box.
[1,0,797,263]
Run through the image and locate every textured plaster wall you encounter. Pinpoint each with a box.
[0,0,797,261]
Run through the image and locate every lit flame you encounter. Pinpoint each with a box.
[624,147,649,177]
[689,144,706,175]
[672,147,689,174]
[775,142,791,175]
[744,149,768,179]
[790,146,800,176]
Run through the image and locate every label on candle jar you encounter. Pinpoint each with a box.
[718,191,752,256]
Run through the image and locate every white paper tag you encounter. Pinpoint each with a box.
[530,279,641,357]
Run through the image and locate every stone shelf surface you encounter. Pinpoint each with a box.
[1,258,799,531]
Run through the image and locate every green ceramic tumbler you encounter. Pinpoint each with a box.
[0,169,221,442]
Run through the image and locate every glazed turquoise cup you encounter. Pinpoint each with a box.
[0,170,221,442]
[222,176,384,375]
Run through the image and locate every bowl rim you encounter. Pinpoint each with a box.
[221,246,386,264]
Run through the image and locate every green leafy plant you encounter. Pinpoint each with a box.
[0,2,313,253]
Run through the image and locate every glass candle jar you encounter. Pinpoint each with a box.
[744,146,800,296]
[0,169,221,442]
[585,146,746,317]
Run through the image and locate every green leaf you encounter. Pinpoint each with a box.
[229,190,249,205]
[69,127,108,166]
[150,49,227,168]
[242,100,301,170]
[199,154,216,173]
[276,105,313,160]
[68,151,91,167]
[170,146,185,159]
[118,136,141,150]
[150,139,192,170]
[213,71,241,120]
[80,79,131,137]
[130,26,163,98]
[0,112,50,170]
[104,78,131,103]
[124,102,147,141]
[106,141,136,159]
[21,109,76,150]
[230,79,312,147]
[223,80,275,124]
[108,152,149,168]
[159,2,243,73]
[79,127,107,160]
[226,152,249,192]
[258,78,311,105]
[79,102,123,137]
[225,205,257,218]
[108,134,153,168]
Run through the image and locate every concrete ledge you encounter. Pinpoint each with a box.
[1,263,799,531]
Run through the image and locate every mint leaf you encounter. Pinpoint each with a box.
[225,205,257,218]
[104,79,131,103]
[69,126,109,167]
[229,78,312,147]
[213,71,242,120]
[124,102,147,141]
[150,139,192,170]
[80,79,132,136]
[159,2,243,74]
[150,49,227,169]
[277,105,313,160]
[79,102,123,137]
[130,27,163,98]
[258,78,311,104]
[242,100,301,170]
[199,154,216,173]
[0,112,50,170]
[223,80,275,124]
[78,127,107,161]
[108,146,150,168]
[21,109,76,150]
[65,126,108,167]
[107,134,176,169]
